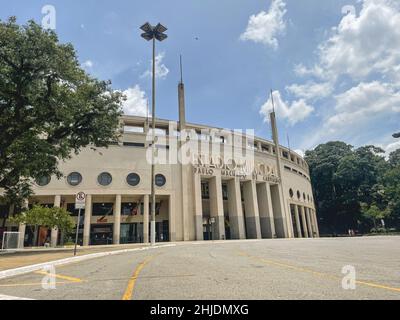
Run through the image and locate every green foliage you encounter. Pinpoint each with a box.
[361,203,389,228]
[383,166,400,225]
[0,17,123,205]
[305,142,398,234]
[10,205,75,234]
[388,149,400,167]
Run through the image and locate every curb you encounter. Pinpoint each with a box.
[0,244,176,280]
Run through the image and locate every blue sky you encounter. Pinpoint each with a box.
[1,0,400,155]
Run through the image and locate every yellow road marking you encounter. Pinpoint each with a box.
[122,256,154,301]
[238,251,400,294]
[34,271,83,283]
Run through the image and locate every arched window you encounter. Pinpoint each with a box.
[289,189,294,198]
[297,191,301,200]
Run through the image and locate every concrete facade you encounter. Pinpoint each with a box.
[0,114,319,247]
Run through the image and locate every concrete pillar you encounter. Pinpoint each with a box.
[305,207,313,238]
[209,176,225,240]
[83,194,92,246]
[300,206,309,238]
[18,223,26,249]
[313,210,320,238]
[51,195,61,248]
[227,178,246,240]
[169,194,176,242]
[294,205,302,238]
[113,195,122,245]
[270,184,288,238]
[143,195,149,243]
[18,199,29,249]
[193,174,204,241]
[243,180,261,239]
[256,182,276,239]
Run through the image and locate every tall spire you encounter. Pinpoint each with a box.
[180,54,183,84]
[178,55,186,131]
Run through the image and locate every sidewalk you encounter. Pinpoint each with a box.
[0,244,149,271]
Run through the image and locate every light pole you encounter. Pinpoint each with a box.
[140,22,168,246]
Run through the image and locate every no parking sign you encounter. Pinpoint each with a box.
[75,192,86,210]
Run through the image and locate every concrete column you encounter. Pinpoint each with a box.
[309,209,318,238]
[313,210,320,238]
[243,180,261,239]
[83,194,92,246]
[256,182,276,239]
[113,195,122,245]
[227,178,246,240]
[294,205,302,238]
[305,207,313,238]
[18,199,29,249]
[169,194,176,242]
[143,195,149,243]
[51,195,61,248]
[270,184,288,238]
[193,174,204,241]
[209,176,225,240]
[300,206,309,238]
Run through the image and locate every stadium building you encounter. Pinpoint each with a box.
[0,79,319,248]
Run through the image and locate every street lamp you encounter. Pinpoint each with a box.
[140,22,168,246]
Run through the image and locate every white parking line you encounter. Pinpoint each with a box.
[0,294,34,300]
[0,244,176,281]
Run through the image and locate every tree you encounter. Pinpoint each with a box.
[305,141,353,234]
[383,166,400,228]
[388,149,400,167]
[305,143,388,234]
[10,205,75,244]
[0,18,123,206]
[360,203,389,230]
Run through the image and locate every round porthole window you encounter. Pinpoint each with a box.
[127,173,141,187]
[155,174,166,187]
[67,172,82,186]
[98,172,112,186]
[36,176,51,187]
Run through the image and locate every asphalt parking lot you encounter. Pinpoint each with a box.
[0,236,399,300]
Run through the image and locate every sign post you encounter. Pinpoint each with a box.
[74,192,86,256]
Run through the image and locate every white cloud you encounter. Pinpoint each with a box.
[294,149,305,157]
[121,85,148,116]
[240,0,287,50]
[303,0,400,82]
[82,60,93,69]
[287,0,400,149]
[286,82,333,101]
[260,91,314,126]
[325,81,400,133]
[300,81,400,150]
[385,140,400,154]
[141,52,169,80]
